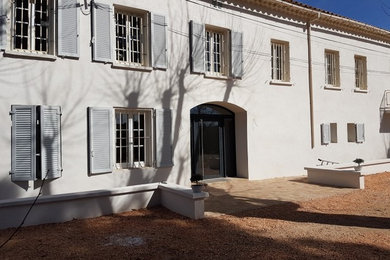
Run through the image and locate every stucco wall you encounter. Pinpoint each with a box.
[0,0,390,202]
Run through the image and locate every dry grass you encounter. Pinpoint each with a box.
[1,172,390,259]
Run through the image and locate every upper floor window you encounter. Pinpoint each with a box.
[12,0,53,53]
[355,56,367,91]
[205,28,228,75]
[114,8,149,67]
[325,50,340,86]
[271,40,290,82]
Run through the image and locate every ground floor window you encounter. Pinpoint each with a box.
[115,109,153,168]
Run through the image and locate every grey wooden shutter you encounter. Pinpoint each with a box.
[231,31,243,78]
[321,123,330,145]
[190,21,205,73]
[151,14,167,69]
[356,123,365,143]
[10,105,37,181]
[155,109,173,167]
[0,0,7,50]
[88,107,113,174]
[40,106,62,179]
[58,0,80,58]
[92,2,112,62]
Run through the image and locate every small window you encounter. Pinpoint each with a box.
[325,50,340,86]
[114,7,149,66]
[12,0,54,54]
[115,109,153,168]
[355,56,367,90]
[271,40,290,82]
[205,26,229,76]
[321,123,337,145]
[348,123,365,143]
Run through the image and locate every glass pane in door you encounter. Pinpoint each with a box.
[202,121,221,178]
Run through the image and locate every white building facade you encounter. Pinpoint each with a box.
[1,0,390,227]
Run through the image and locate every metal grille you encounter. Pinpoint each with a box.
[355,56,367,90]
[271,41,289,81]
[14,0,29,50]
[115,11,143,65]
[325,51,339,86]
[34,0,49,52]
[115,111,149,168]
[205,30,224,74]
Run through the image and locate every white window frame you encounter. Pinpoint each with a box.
[325,50,340,87]
[11,0,55,54]
[347,123,365,143]
[321,123,337,145]
[355,55,367,91]
[271,40,290,82]
[114,108,153,169]
[114,6,150,67]
[205,26,229,76]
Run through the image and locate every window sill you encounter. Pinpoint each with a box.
[269,80,293,86]
[4,50,57,61]
[324,85,342,91]
[204,73,229,80]
[354,88,368,93]
[111,63,153,72]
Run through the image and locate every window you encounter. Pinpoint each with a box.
[88,107,173,174]
[348,123,365,143]
[325,50,340,86]
[12,0,53,53]
[114,8,149,66]
[205,28,228,75]
[321,123,337,145]
[271,40,290,82]
[10,105,62,181]
[355,56,367,90]
[115,109,153,168]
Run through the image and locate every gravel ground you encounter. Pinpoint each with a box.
[0,172,389,259]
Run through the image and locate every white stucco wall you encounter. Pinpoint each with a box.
[0,0,390,202]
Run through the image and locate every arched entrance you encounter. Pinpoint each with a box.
[190,104,236,179]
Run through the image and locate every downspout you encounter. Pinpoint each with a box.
[307,12,321,149]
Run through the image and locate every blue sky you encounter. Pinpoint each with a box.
[296,0,390,31]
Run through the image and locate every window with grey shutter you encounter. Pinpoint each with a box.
[152,14,167,69]
[10,105,37,182]
[356,123,365,143]
[0,0,7,50]
[155,109,173,167]
[190,21,205,73]
[231,31,243,78]
[321,123,330,145]
[58,0,80,58]
[92,2,112,62]
[40,106,62,179]
[88,107,113,174]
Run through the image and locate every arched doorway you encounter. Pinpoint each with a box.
[190,104,236,179]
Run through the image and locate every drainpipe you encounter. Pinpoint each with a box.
[307,12,321,149]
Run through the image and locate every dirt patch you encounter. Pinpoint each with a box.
[1,172,389,259]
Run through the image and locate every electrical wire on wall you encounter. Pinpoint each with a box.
[0,177,47,250]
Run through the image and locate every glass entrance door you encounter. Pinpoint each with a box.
[192,119,223,179]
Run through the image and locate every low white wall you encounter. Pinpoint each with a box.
[305,167,364,189]
[334,158,390,175]
[0,183,208,229]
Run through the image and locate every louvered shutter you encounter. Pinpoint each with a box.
[321,123,330,145]
[58,0,80,58]
[190,21,205,73]
[40,106,62,179]
[151,14,167,69]
[231,31,243,78]
[155,109,173,167]
[356,123,365,143]
[88,107,113,174]
[10,105,37,181]
[0,0,7,50]
[92,2,112,62]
